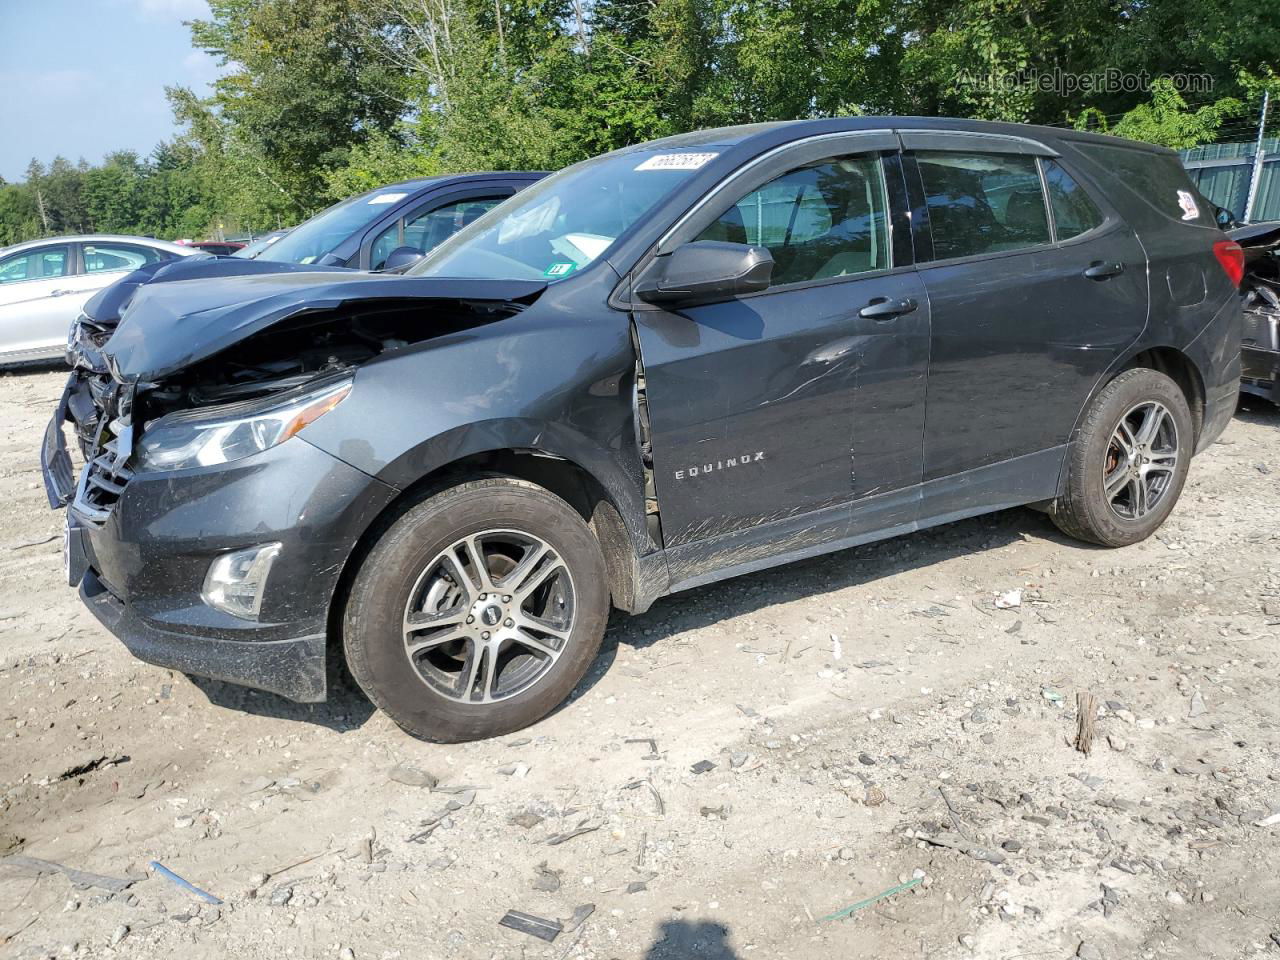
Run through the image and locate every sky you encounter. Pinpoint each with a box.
[0,0,221,182]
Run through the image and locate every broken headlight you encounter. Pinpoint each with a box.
[136,376,352,471]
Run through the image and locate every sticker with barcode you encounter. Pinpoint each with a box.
[635,152,718,171]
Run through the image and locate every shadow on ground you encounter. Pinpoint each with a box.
[187,664,375,733]
[643,920,742,959]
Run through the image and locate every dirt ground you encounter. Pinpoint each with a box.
[2,366,1279,960]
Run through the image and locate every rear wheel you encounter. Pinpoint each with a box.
[343,478,609,742]
[1050,368,1193,546]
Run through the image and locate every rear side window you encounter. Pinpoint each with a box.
[916,152,1050,259]
[696,154,891,285]
[82,243,169,274]
[1069,142,1213,227]
[0,245,70,283]
[1043,160,1105,240]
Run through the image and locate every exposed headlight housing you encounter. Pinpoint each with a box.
[137,376,352,472]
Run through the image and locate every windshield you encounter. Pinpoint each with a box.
[257,188,417,265]
[410,148,720,281]
[231,233,282,259]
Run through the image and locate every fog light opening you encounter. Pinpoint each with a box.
[202,543,282,620]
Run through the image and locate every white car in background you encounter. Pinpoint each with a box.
[0,235,198,365]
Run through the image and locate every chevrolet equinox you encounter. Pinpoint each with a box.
[44,118,1243,741]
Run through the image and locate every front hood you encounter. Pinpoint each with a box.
[101,271,547,381]
[82,256,353,328]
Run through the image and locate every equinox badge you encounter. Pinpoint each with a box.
[674,451,765,481]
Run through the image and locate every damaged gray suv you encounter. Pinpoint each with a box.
[44,118,1242,742]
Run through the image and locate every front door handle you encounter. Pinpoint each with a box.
[1083,261,1125,280]
[859,296,918,321]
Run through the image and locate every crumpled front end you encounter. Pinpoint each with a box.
[42,272,545,701]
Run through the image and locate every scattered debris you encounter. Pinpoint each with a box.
[1074,691,1098,754]
[690,760,716,775]
[499,909,562,942]
[388,763,437,788]
[1188,690,1206,718]
[918,832,1007,864]
[994,589,1022,609]
[149,861,223,905]
[545,819,600,846]
[0,855,135,892]
[531,861,562,892]
[625,737,660,759]
[561,903,595,932]
[818,876,923,922]
[55,753,130,782]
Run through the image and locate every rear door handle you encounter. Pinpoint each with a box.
[1083,261,1125,280]
[859,296,918,321]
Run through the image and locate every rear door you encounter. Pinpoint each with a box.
[632,133,931,557]
[903,132,1147,500]
[0,243,74,357]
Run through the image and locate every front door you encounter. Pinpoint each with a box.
[632,139,930,561]
[0,243,73,357]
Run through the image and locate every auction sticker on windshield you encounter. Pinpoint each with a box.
[544,262,576,277]
[368,192,408,205]
[635,153,718,171]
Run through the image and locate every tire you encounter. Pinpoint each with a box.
[1050,368,1193,547]
[343,477,609,742]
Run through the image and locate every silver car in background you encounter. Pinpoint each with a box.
[0,234,197,364]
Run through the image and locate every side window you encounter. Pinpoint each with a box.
[371,197,504,269]
[82,243,168,274]
[0,245,70,284]
[1042,160,1104,240]
[916,152,1050,259]
[695,154,891,286]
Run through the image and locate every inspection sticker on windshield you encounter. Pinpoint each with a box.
[1176,190,1200,221]
[368,192,408,205]
[544,261,577,277]
[635,152,718,171]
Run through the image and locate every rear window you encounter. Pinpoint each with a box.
[916,152,1051,259]
[1068,142,1213,227]
[1043,160,1105,240]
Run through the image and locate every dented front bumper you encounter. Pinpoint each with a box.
[42,380,399,702]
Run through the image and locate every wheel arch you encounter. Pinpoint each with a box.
[1055,343,1206,499]
[326,440,666,675]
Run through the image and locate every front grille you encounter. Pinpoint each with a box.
[67,373,133,526]
[74,435,133,524]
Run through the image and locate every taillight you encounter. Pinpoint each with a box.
[1213,239,1244,287]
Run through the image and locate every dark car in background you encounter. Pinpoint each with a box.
[251,173,546,271]
[189,240,246,257]
[1229,220,1280,404]
[45,117,1242,743]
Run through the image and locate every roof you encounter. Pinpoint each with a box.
[0,234,197,258]
[372,171,549,193]
[616,115,1174,157]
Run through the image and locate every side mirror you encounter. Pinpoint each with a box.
[381,246,424,272]
[635,241,773,306]
[1215,206,1240,228]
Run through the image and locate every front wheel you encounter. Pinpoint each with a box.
[1050,367,1193,547]
[343,478,609,742]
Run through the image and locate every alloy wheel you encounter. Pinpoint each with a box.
[1102,400,1179,521]
[401,529,575,704]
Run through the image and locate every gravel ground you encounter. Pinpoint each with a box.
[2,365,1279,960]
